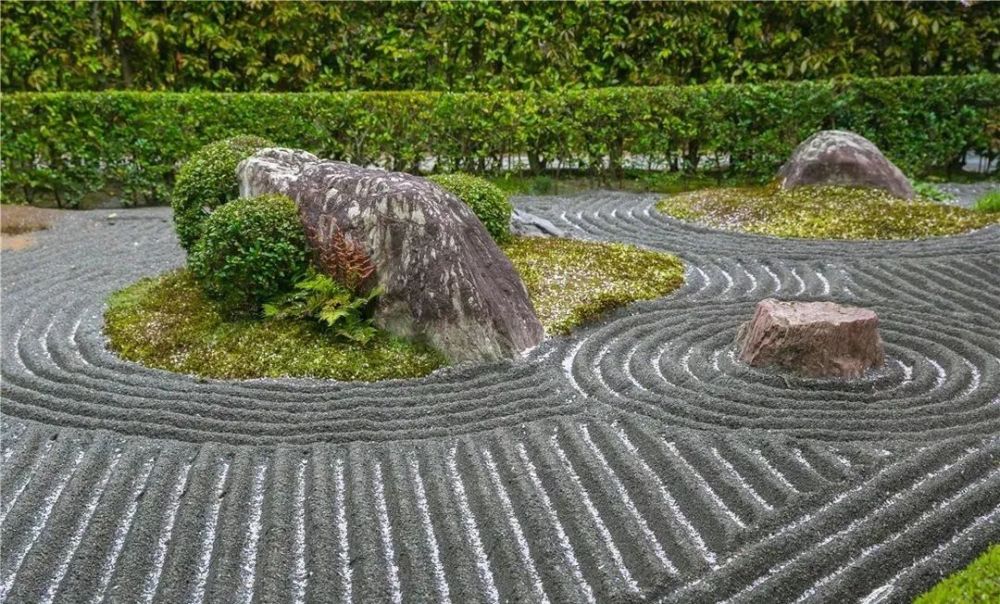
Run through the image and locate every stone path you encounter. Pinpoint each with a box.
[2,195,998,603]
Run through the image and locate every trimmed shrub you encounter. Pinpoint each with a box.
[189,194,309,313]
[171,135,273,251]
[427,174,513,243]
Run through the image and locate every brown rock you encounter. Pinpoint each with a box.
[777,130,915,199]
[735,298,885,379]
[237,148,544,363]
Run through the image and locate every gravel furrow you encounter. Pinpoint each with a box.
[1,197,997,603]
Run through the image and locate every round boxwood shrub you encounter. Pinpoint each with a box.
[189,194,310,313]
[428,173,512,243]
[172,135,274,251]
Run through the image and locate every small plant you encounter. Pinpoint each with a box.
[189,194,310,313]
[973,190,1000,213]
[912,181,951,203]
[428,173,513,243]
[172,135,274,251]
[264,269,381,343]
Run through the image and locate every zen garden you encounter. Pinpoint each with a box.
[1,2,999,603]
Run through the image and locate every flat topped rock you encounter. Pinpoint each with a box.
[778,130,915,199]
[736,298,885,379]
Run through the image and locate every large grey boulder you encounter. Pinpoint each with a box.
[778,130,915,199]
[238,148,544,362]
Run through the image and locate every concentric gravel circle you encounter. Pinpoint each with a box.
[565,299,1000,440]
[521,191,1000,439]
[2,196,998,604]
[0,209,576,445]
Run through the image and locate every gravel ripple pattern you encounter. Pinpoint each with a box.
[1,197,998,604]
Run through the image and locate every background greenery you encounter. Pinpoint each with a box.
[428,174,513,243]
[3,75,997,207]
[2,1,996,92]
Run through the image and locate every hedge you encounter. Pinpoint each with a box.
[3,1,997,92]
[2,75,997,207]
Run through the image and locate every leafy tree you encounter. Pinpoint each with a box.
[3,1,997,93]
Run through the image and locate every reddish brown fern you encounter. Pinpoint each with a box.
[309,226,377,294]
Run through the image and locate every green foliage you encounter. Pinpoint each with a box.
[486,171,761,196]
[657,185,1000,240]
[2,1,997,92]
[189,194,310,313]
[264,270,381,344]
[486,174,556,196]
[427,173,513,243]
[913,181,951,203]
[913,544,1000,604]
[502,237,685,334]
[3,76,996,206]
[104,269,445,381]
[172,135,273,251]
[973,191,1000,213]
[104,237,684,380]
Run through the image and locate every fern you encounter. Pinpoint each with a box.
[263,269,382,343]
[305,222,377,294]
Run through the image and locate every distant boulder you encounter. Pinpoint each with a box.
[238,149,544,362]
[777,130,915,199]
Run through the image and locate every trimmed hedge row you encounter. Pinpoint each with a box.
[2,75,997,207]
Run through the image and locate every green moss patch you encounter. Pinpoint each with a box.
[657,185,1000,240]
[913,544,1000,604]
[106,237,685,380]
[105,270,446,381]
[502,236,685,335]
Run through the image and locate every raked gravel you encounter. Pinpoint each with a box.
[1,194,998,603]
